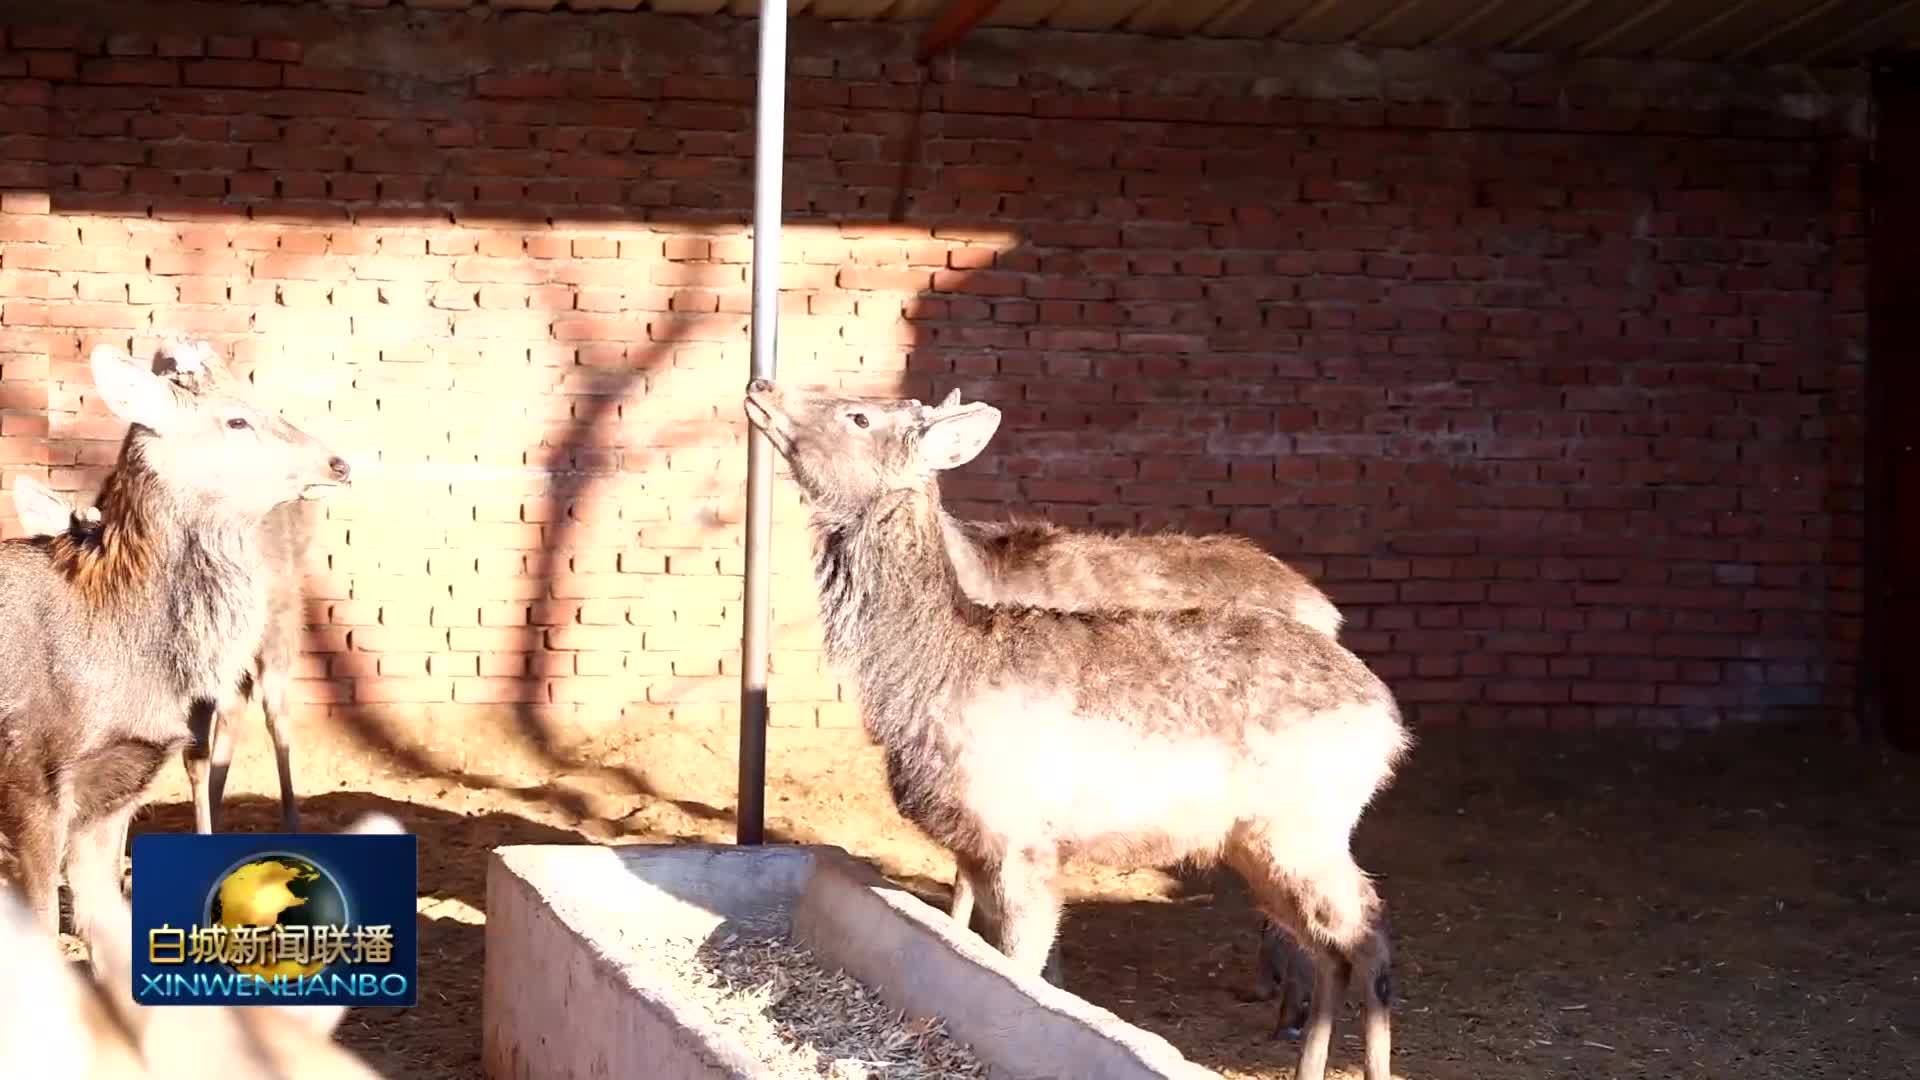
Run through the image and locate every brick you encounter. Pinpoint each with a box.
[9,26,87,49]
[256,38,303,63]
[155,34,205,58]
[2,302,146,329]
[452,678,543,704]
[355,677,450,704]
[80,58,177,85]
[106,33,157,56]
[28,53,79,80]
[206,35,252,59]
[1,191,51,214]
[837,268,930,291]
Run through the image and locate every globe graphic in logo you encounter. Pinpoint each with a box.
[203,853,350,979]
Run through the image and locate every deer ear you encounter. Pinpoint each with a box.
[10,475,73,537]
[920,402,1001,471]
[90,344,180,431]
[154,338,231,394]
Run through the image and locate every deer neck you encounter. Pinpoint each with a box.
[934,508,1001,604]
[56,439,269,699]
[812,482,985,718]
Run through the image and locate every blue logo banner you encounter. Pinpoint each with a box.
[130,832,418,1007]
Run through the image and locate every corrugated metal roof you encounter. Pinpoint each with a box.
[665,0,1920,68]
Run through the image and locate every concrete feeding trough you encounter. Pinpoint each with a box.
[483,842,1219,1080]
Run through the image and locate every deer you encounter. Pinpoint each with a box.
[0,811,402,1079]
[934,390,1341,642]
[929,393,1328,1021]
[743,379,1406,1080]
[10,339,318,837]
[0,342,351,973]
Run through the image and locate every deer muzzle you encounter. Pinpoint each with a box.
[299,454,353,500]
[742,382,795,457]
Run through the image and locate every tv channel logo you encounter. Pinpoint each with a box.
[131,831,417,1007]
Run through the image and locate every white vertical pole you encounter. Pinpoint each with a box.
[738,0,788,845]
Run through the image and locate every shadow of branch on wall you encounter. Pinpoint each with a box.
[510,305,724,819]
[303,290,748,829]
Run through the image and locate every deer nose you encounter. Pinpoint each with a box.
[328,456,351,483]
[746,378,775,394]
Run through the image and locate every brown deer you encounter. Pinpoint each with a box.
[744,379,1406,1080]
[936,389,1341,641]
[932,393,1328,1017]
[12,340,318,836]
[0,343,350,970]
[0,811,402,1079]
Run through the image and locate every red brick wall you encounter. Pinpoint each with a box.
[0,3,1872,766]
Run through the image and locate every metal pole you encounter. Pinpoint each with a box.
[739,0,788,845]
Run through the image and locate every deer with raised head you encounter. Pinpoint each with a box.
[0,343,350,970]
[744,380,1406,1080]
[12,340,320,836]
[0,811,402,1079]
[931,392,1327,1021]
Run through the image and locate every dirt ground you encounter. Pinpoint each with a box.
[110,720,1916,1080]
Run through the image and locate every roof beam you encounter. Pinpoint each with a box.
[1271,0,1345,39]
[1804,0,1920,64]
[916,0,1007,61]
[1654,0,1764,58]
[1577,0,1678,55]
[1355,0,1434,41]
[1423,0,1513,47]
[1505,0,1596,50]
[1199,0,1260,35]
[1729,0,1851,62]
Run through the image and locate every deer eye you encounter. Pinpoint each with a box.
[849,413,869,429]
[226,417,251,430]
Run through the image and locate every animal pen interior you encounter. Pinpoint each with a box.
[0,0,1917,1077]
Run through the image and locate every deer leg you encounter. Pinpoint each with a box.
[1294,880,1393,1080]
[1228,831,1394,1080]
[977,850,1063,987]
[66,803,136,982]
[182,697,219,835]
[1274,942,1312,1042]
[948,866,975,928]
[986,847,1063,981]
[258,661,299,832]
[206,669,262,836]
[204,694,242,835]
[1255,918,1314,1039]
[113,810,132,896]
[1295,942,1349,1080]
[950,852,1004,946]
[3,783,71,938]
[960,870,1063,984]
[1285,861,1393,1080]
[1357,921,1394,1080]
[1250,919,1279,1001]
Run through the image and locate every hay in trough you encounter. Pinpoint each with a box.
[654,929,989,1079]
